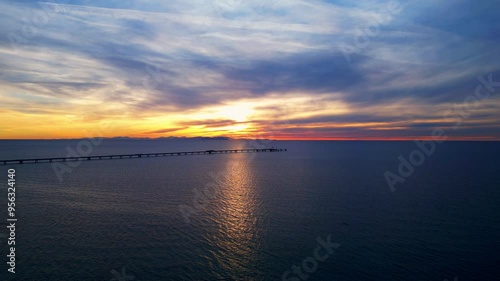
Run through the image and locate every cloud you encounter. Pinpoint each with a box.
[178,119,242,128]
[0,0,499,139]
[144,127,184,134]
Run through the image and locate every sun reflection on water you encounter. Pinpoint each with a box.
[207,154,265,278]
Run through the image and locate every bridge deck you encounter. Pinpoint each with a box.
[0,148,287,165]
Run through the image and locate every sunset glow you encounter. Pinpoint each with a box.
[1,1,499,140]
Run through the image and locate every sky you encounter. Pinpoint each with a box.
[0,0,499,140]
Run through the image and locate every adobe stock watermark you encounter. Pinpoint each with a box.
[110,267,135,281]
[7,0,69,53]
[282,235,341,281]
[142,64,166,91]
[51,121,115,183]
[177,138,280,224]
[340,0,403,63]
[178,106,292,224]
[384,73,499,192]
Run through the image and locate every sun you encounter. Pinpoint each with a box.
[217,103,254,122]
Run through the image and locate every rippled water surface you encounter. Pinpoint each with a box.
[1,140,499,280]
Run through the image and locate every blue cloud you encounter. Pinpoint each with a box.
[1,0,499,138]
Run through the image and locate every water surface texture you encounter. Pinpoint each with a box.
[0,140,499,280]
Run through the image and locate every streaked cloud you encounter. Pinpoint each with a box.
[0,0,499,139]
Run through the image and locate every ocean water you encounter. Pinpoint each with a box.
[0,140,499,280]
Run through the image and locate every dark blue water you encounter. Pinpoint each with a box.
[0,140,499,280]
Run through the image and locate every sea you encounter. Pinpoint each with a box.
[0,139,499,281]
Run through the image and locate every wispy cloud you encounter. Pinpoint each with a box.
[0,0,499,139]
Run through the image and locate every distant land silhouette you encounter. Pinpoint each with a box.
[0,136,235,141]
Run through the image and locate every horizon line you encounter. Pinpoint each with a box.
[0,137,499,141]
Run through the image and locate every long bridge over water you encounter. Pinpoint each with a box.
[0,148,287,165]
